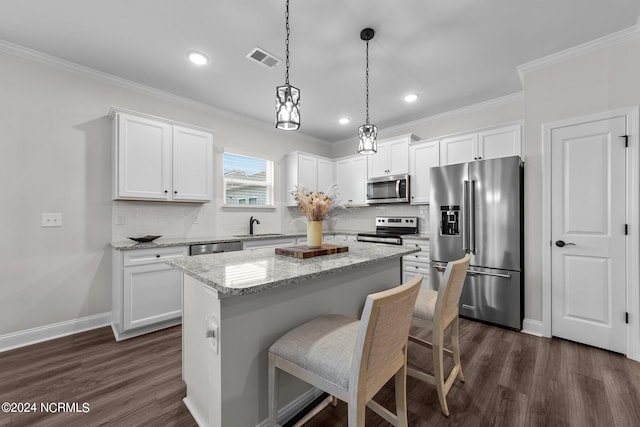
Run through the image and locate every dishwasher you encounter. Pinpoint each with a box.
[189,241,242,255]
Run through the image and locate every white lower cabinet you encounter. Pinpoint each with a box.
[402,239,430,288]
[333,234,357,243]
[112,246,188,340]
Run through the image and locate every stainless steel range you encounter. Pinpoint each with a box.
[356,216,419,245]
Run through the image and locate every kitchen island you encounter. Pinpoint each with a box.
[166,241,420,427]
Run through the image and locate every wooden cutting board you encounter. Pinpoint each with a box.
[275,243,349,259]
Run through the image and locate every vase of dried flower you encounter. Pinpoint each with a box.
[306,221,323,248]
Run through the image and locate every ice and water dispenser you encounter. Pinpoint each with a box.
[440,205,460,236]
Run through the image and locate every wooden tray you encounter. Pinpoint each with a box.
[275,243,349,259]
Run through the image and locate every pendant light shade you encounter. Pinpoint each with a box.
[275,0,300,130]
[358,28,377,154]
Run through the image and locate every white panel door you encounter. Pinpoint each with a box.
[172,126,213,201]
[367,144,388,178]
[440,133,476,165]
[117,114,172,200]
[551,116,626,353]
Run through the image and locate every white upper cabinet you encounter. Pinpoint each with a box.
[285,152,335,206]
[409,139,440,204]
[335,155,368,206]
[439,133,477,165]
[367,134,416,178]
[112,109,213,202]
[439,124,522,165]
[477,124,522,160]
[172,126,214,202]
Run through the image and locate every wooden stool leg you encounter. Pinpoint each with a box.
[268,354,279,427]
[394,362,409,427]
[433,331,449,417]
[451,316,465,383]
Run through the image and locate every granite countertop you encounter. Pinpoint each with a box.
[111,230,428,250]
[165,241,420,297]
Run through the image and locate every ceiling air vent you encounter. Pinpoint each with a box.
[246,47,281,69]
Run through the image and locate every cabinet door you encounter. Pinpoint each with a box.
[116,113,172,200]
[440,133,476,165]
[316,158,334,194]
[409,140,440,204]
[335,158,353,204]
[172,126,213,201]
[387,138,409,175]
[367,144,388,178]
[349,156,368,205]
[297,153,318,193]
[242,238,296,249]
[477,124,521,160]
[123,263,182,330]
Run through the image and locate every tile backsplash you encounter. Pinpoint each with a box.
[112,199,430,241]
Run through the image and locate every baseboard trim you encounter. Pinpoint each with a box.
[522,318,545,337]
[257,388,324,427]
[0,312,111,353]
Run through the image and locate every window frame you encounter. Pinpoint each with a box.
[222,151,276,209]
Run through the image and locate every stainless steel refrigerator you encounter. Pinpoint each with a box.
[430,156,523,329]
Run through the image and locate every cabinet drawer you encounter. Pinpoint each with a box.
[403,261,430,275]
[403,252,430,264]
[123,246,189,266]
[403,270,429,287]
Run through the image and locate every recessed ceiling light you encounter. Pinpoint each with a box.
[188,51,209,66]
[404,93,419,103]
[339,117,351,125]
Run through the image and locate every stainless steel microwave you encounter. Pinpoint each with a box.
[366,174,410,204]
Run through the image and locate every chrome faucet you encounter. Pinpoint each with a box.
[249,216,260,235]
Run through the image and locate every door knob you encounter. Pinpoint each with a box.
[555,240,576,247]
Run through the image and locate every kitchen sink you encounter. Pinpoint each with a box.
[233,233,285,237]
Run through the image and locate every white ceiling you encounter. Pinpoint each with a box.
[0,1,638,142]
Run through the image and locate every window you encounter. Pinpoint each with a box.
[223,152,274,207]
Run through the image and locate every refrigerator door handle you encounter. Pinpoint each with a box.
[462,180,469,253]
[468,270,512,279]
[470,179,476,254]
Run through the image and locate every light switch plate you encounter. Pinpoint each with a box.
[42,213,62,227]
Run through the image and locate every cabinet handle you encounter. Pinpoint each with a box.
[174,191,178,194]
[156,254,160,258]
[164,190,168,194]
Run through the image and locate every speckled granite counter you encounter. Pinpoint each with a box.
[167,240,420,297]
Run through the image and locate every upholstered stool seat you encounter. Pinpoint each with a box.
[269,314,359,390]
[268,276,422,427]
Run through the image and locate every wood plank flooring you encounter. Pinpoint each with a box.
[1,319,639,426]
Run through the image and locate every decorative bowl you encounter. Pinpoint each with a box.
[128,235,162,243]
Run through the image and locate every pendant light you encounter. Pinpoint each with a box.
[358,28,377,154]
[275,0,300,130]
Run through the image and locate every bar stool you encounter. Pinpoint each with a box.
[407,254,470,416]
[268,275,422,427]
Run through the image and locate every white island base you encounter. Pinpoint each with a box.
[181,258,403,427]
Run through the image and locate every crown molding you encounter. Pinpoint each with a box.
[517,23,640,83]
[0,39,331,147]
[334,91,524,147]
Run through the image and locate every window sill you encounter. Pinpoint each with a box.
[221,204,277,210]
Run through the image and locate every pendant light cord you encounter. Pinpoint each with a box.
[285,0,290,85]
[365,39,370,124]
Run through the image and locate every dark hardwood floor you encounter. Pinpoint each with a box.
[1,319,639,426]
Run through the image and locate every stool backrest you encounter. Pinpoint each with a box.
[436,254,471,325]
[350,275,422,401]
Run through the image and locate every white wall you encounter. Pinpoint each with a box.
[521,32,640,322]
[0,50,329,336]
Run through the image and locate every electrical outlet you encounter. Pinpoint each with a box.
[205,316,219,354]
[116,214,126,225]
[192,214,199,224]
[41,213,62,227]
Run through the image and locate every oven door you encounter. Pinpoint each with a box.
[366,175,409,204]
